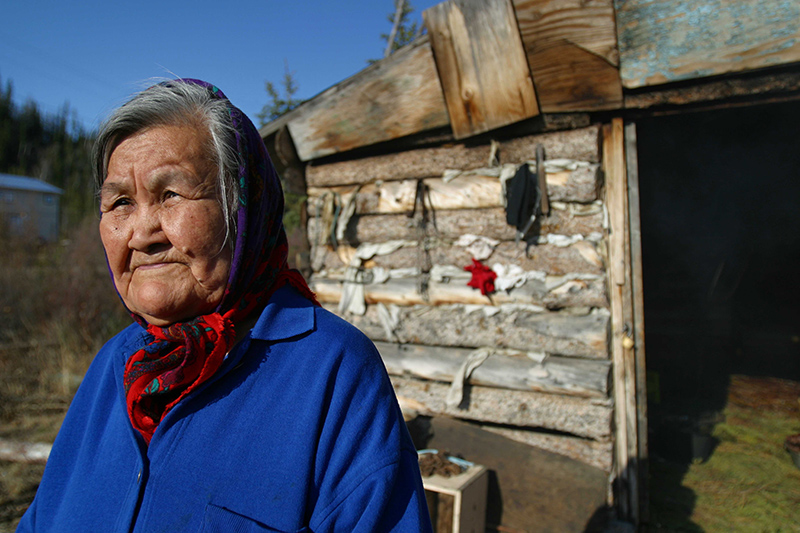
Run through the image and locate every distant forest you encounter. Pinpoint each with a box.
[0,76,96,231]
[0,76,305,244]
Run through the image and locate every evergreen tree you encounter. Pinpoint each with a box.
[382,0,420,55]
[256,61,303,127]
[0,74,96,232]
[368,1,424,64]
[0,79,15,171]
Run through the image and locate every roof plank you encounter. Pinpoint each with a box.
[424,0,539,139]
[513,0,622,111]
[0,174,63,195]
[616,0,800,88]
[283,36,450,162]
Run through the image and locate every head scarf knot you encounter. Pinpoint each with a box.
[118,79,317,444]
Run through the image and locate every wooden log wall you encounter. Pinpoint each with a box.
[326,304,609,359]
[306,124,614,471]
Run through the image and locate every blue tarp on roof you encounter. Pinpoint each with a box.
[0,173,63,194]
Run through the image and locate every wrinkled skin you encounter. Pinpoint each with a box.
[99,124,231,326]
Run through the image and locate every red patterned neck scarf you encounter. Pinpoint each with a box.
[117,79,317,444]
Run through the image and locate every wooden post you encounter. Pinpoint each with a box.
[625,121,649,523]
[603,117,639,523]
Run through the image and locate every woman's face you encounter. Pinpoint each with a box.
[99,124,231,326]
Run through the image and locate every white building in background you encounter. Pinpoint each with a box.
[0,173,63,242]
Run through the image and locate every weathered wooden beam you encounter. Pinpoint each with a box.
[615,0,800,89]
[424,0,539,139]
[501,124,601,163]
[603,117,638,521]
[623,67,800,109]
[275,36,449,161]
[513,0,622,111]
[479,424,612,472]
[308,141,487,187]
[0,438,51,464]
[312,239,605,276]
[392,375,612,439]
[306,125,601,187]
[309,205,604,244]
[603,119,627,515]
[376,240,605,274]
[626,120,649,523]
[308,203,603,245]
[327,302,610,359]
[313,274,607,309]
[307,165,600,214]
[375,341,610,397]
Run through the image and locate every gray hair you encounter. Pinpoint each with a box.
[93,81,240,242]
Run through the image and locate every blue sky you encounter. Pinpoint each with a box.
[1,0,440,132]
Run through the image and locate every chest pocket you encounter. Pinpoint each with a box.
[201,503,309,533]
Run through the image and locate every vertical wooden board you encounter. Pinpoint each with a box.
[436,493,455,532]
[603,118,641,525]
[615,0,800,89]
[424,0,539,139]
[603,119,632,520]
[620,128,639,526]
[625,121,649,523]
[513,0,622,112]
[286,38,450,161]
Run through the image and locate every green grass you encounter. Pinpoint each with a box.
[650,377,800,532]
[687,406,800,532]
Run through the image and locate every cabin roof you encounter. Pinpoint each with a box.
[0,174,64,195]
[259,0,800,162]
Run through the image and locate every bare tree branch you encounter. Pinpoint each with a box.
[415,19,425,39]
[384,0,406,58]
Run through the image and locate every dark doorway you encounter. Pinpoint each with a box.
[636,99,800,527]
[638,100,800,414]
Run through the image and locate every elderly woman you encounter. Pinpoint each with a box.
[18,79,431,532]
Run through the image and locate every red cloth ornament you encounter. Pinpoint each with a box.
[464,259,496,296]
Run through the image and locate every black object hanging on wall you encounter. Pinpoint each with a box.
[505,144,547,239]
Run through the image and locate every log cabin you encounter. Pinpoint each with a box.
[260,0,800,530]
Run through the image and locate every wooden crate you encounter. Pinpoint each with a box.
[423,464,488,533]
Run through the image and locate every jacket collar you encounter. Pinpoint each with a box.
[250,286,316,342]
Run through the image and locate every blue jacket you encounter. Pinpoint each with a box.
[18,287,431,532]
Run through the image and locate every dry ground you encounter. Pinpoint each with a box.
[2,368,799,532]
[0,343,73,532]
